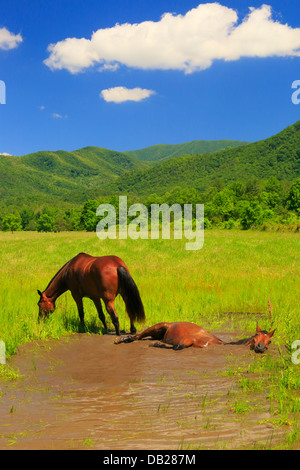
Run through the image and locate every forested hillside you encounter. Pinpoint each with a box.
[0,146,147,208]
[113,121,300,196]
[1,121,300,232]
[124,139,248,162]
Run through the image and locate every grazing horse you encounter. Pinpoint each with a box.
[37,253,145,335]
[115,321,275,353]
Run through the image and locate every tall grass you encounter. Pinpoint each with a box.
[0,229,299,357]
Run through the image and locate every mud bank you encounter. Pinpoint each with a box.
[0,332,286,449]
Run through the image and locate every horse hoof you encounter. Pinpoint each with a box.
[123,335,135,343]
[149,342,162,348]
[173,344,185,350]
[114,335,135,344]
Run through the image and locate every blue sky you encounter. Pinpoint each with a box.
[1,0,300,156]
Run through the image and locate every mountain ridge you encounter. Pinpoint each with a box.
[111,121,300,196]
[0,122,299,208]
[123,139,248,163]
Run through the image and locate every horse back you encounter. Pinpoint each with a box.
[66,253,127,298]
[164,322,224,348]
[67,253,127,272]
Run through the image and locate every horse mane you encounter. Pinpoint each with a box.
[44,260,70,291]
[228,337,253,346]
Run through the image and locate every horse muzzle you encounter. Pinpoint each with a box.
[38,308,52,321]
[254,342,267,353]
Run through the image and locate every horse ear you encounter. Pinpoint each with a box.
[37,289,42,297]
[268,328,276,338]
[256,323,262,332]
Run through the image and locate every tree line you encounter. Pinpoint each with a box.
[1,177,299,233]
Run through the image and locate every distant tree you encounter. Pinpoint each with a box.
[54,214,73,232]
[168,187,199,207]
[41,206,57,218]
[64,209,83,231]
[107,195,121,219]
[145,193,163,209]
[80,200,99,232]
[286,178,300,212]
[228,181,246,199]
[240,200,264,229]
[211,178,225,192]
[260,191,281,209]
[2,214,22,233]
[37,213,54,232]
[211,189,235,221]
[245,178,261,199]
[20,207,35,230]
[202,185,218,203]
[27,219,37,231]
[263,176,282,195]
[232,200,249,220]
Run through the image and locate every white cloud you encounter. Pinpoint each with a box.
[98,63,120,72]
[52,112,68,119]
[0,27,22,50]
[44,4,300,74]
[100,86,155,103]
[0,152,12,156]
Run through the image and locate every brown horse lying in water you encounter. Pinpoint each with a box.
[115,321,275,353]
[37,253,145,335]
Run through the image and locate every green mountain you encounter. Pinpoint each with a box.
[112,121,300,196]
[123,139,248,163]
[0,146,146,208]
[0,121,300,210]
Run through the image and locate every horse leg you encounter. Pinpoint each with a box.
[114,322,171,345]
[172,337,194,350]
[135,323,171,341]
[119,294,136,334]
[72,294,85,327]
[129,318,136,335]
[104,299,120,336]
[93,299,108,331]
[149,342,173,349]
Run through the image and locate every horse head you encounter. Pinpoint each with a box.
[248,323,276,353]
[37,290,55,320]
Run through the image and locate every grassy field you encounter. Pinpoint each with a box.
[0,229,299,354]
[0,229,299,447]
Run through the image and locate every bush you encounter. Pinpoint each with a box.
[224,218,236,229]
[240,200,263,230]
[286,178,300,212]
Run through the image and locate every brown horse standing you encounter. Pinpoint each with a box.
[37,253,145,335]
[115,321,275,353]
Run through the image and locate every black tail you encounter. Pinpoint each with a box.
[117,266,145,323]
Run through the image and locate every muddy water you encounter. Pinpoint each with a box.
[0,333,285,450]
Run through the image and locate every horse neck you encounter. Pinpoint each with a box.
[44,263,68,300]
[228,335,254,346]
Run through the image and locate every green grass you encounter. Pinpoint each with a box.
[0,229,299,356]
